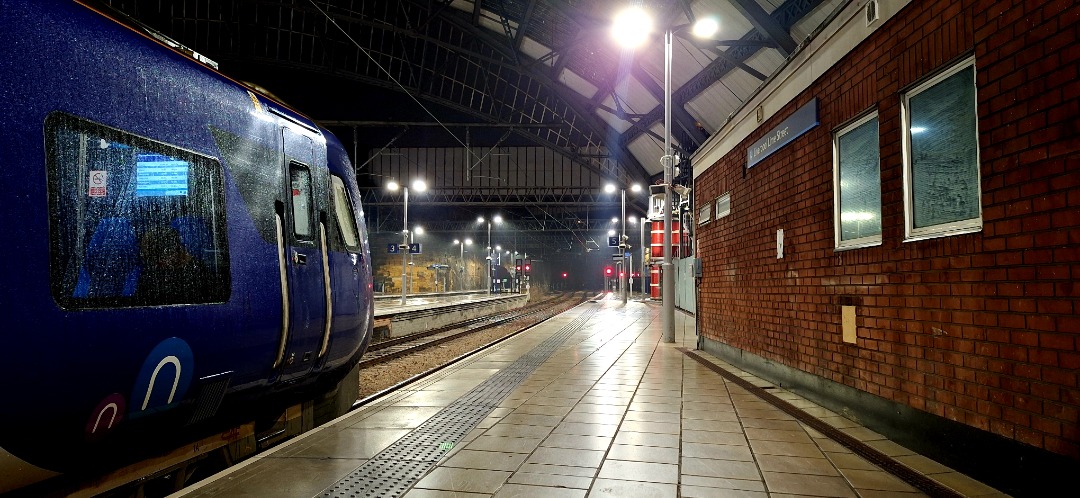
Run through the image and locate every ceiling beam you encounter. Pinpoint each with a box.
[514,0,538,51]
[629,63,709,146]
[727,0,798,56]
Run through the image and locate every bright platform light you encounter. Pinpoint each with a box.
[692,18,720,38]
[612,8,652,49]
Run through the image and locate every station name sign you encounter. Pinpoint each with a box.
[747,98,818,169]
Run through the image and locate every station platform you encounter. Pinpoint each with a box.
[372,291,515,312]
[372,291,530,339]
[177,296,1006,498]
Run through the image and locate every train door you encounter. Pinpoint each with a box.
[320,173,368,363]
[274,126,327,381]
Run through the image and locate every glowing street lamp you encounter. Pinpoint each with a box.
[387,179,426,305]
[605,182,642,304]
[410,226,424,293]
[477,215,502,294]
[453,238,472,291]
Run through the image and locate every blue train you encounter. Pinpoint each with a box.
[0,1,374,492]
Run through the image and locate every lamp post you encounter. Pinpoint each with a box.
[410,226,424,293]
[388,179,426,305]
[493,245,503,293]
[627,215,645,300]
[612,7,717,342]
[605,182,642,304]
[478,215,502,294]
[454,238,472,291]
[640,215,647,300]
[660,26,675,342]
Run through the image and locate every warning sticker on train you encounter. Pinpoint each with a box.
[89,170,107,197]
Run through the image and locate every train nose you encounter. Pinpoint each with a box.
[0,445,61,494]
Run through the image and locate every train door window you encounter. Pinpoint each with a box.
[289,163,313,241]
[45,112,230,309]
[330,175,361,253]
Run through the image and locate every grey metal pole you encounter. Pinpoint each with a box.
[640,219,647,301]
[662,29,675,343]
[621,188,628,304]
[409,231,415,294]
[401,187,409,306]
[486,222,492,294]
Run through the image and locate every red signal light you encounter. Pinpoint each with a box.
[604,266,613,276]
[562,272,568,278]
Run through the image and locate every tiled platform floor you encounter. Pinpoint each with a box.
[179,296,1007,498]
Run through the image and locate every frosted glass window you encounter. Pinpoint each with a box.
[903,58,982,240]
[834,113,881,249]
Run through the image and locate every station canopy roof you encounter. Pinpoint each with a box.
[99,0,844,253]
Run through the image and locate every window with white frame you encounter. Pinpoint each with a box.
[698,200,712,225]
[715,193,731,219]
[902,56,981,240]
[833,112,881,249]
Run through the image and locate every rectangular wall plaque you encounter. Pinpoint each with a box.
[747,98,819,169]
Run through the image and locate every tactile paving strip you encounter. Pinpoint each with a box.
[316,305,598,498]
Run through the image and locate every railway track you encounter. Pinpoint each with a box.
[361,293,576,367]
[355,291,597,402]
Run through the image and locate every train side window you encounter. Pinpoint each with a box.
[330,175,361,253]
[45,112,230,309]
[289,163,313,241]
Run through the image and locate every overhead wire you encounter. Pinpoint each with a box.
[306,0,486,165]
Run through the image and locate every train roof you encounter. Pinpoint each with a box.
[75,0,322,137]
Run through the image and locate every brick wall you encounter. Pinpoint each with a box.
[694,0,1079,458]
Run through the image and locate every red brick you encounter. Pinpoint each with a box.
[1027,315,1057,332]
[1037,265,1072,280]
[1043,438,1080,460]
[1061,353,1080,370]
[1015,426,1045,447]
[1040,333,1076,350]
[1032,295,1075,315]
[1056,315,1080,333]
[1031,381,1061,401]
[1010,330,1040,347]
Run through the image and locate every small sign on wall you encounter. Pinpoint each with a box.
[842,305,857,344]
[777,229,784,259]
